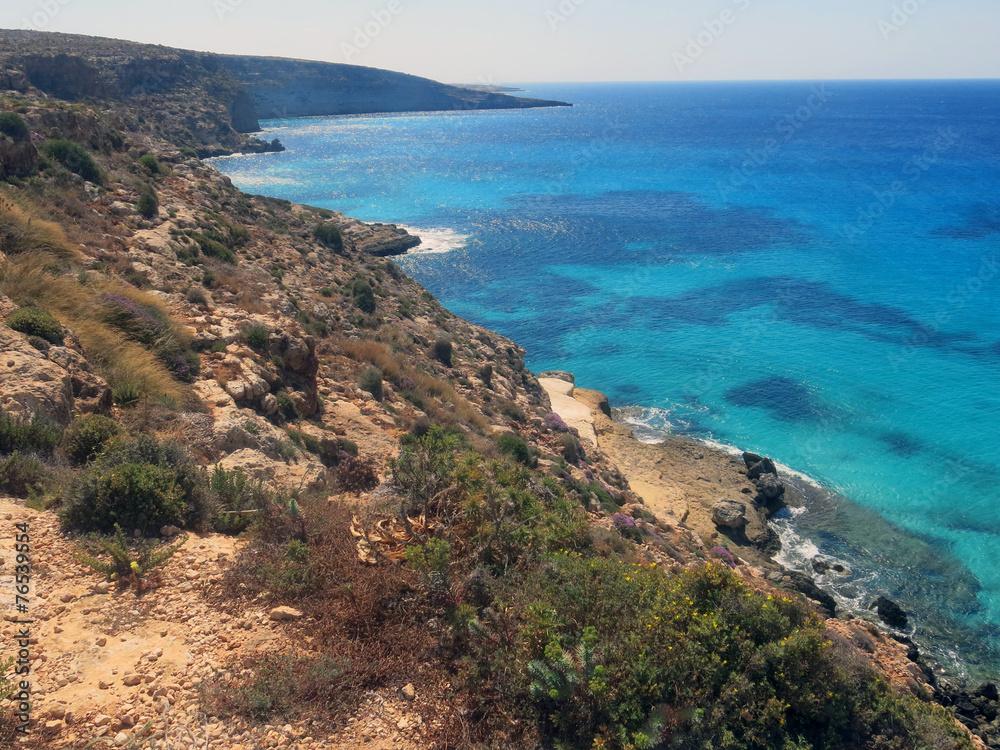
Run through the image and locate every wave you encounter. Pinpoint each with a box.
[398,225,470,255]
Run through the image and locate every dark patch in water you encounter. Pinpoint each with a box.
[881,432,924,457]
[933,203,1000,239]
[593,343,623,356]
[615,384,643,396]
[723,376,827,422]
[619,276,986,359]
[505,190,810,258]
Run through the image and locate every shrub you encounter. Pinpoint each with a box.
[496,433,536,467]
[137,154,160,174]
[242,323,270,351]
[319,286,334,298]
[60,414,123,465]
[0,409,63,455]
[479,363,493,388]
[335,455,380,493]
[0,452,48,498]
[26,335,49,352]
[137,186,159,219]
[62,436,212,534]
[202,651,346,721]
[6,306,64,344]
[544,412,570,433]
[112,383,141,407]
[358,368,383,402]
[211,465,270,535]
[314,222,344,253]
[352,280,376,314]
[186,287,209,306]
[0,112,30,142]
[561,433,582,465]
[40,139,103,184]
[73,523,186,586]
[432,338,453,367]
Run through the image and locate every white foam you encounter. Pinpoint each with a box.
[398,225,470,255]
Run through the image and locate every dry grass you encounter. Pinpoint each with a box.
[336,336,488,432]
[0,196,80,261]
[0,252,193,407]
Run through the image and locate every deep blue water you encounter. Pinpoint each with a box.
[212,81,1000,677]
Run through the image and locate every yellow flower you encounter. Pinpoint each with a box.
[130,561,140,571]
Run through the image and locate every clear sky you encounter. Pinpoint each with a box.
[3,0,998,84]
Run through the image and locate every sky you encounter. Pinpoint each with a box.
[2,0,998,84]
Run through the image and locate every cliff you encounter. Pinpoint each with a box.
[0,30,569,156]
[0,35,985,750]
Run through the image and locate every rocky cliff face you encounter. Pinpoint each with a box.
[0,29,569,156]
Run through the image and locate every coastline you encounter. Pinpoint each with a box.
[539,374,1000,706]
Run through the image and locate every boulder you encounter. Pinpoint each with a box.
[269,606,303,621]
[754,473,786,504]
[0,137,38,179]
[786,571,837,616]
[870,595,908,629]
[711,500,747,529]
[744,452,778,480]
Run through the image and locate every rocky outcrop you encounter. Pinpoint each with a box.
[0,68,28,91]
[0,323,111,424]
[871,595,908,629]
[0,136,37,179]
[348,222,422,257]
[743,451,786,508]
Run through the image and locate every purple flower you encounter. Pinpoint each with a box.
[710,546,737,568]
[612,513,637,529]
[544,412,570,432]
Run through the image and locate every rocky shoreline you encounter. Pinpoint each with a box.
[540,372,1000,748]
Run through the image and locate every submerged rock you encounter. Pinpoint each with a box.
[871,596,908,629]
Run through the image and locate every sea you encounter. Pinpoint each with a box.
[210,80,1000,679]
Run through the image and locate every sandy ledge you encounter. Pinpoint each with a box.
[540,375,780,569]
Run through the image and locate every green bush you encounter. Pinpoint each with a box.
[0,452,48,498]
[313,222,344,253]
[479,363,493,388]
[62,436,212,534]
[40,139,103,184]
[137,186,159,219]
[112,383,141,407]
[137,154,160,174]
[242,324,270,351]
[358,367,384,402]
[496,433,536,467]
[432,338,453,367]
[60,414,123,465]
[352,280,376,314]
[0,409,63,456]
[561,433,582,465]
[7,306,64,344]
[211,465,270,535]
[0,112,30,143]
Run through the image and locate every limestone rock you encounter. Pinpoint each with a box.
[711,500,747,529]
[122,673,142,686]
[754,473,785,504]
[0,137,38,179]
[269,606,303,621]
[0,325,111,423]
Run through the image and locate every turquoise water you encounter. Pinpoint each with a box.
[212,81,1000,676]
